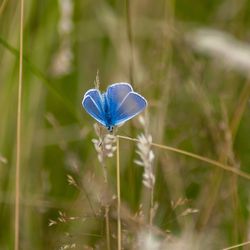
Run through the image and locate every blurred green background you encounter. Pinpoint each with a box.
[1,0,250,249]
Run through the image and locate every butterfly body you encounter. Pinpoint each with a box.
[82,83,147,131]
[103,94,113,131]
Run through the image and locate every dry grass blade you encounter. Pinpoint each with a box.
[125,0,134,84]
[105,206,111,250]
[230,81,250,140]
[222,240,250,250]
[15,0,24,249]
[0,0,8,16]
[116,137,121,250]
[117,135,250,181]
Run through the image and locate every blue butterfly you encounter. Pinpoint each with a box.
[82,82,147,132]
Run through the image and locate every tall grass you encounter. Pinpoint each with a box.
[116,137,121,250]
[15,0,24,249]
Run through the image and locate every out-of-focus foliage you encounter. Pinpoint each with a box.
[0,0,250,249]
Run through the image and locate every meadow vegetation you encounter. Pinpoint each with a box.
[0,0,250,249]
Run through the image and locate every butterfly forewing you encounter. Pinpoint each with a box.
[113,92,147,126]
[106,83,133,117]
[84,89,104,113]
[82,95,106,126]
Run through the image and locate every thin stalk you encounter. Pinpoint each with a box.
[230,81,250,140]
[70,179,97,217]
[222,241,250,250]
[125,0,134,84]
[15,0,24,249]
[0,0,8,16]
[222,80,250,238]
[117,135,250,181]
[116,137,121,250]
[196,81,250,230]
[0,37,80,123]
[149,186,154,226]
[105,206,111,250]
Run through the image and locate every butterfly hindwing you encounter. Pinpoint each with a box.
[82,95,106,126]
[112,92,147,126]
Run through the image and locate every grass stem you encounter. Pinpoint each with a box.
[125,0,134,84]
[149,186,154,226]
[0,0,8,16]
[117,135,250,181]
[15,0,24,249]
[116,137,121,250]
[105,205,111,250]
[222,241,250,250]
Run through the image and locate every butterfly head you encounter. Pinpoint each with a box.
[107,125,114,133]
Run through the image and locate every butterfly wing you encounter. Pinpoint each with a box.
[106,83,133,116]
[84,89,104,111]
[112,92,147,126]
[82,89,106,126]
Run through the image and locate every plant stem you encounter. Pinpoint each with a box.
[125,0,134,84]
[105,205,111,250]
[149,186,154,226]
[222,240,250,250]
[116,137,121,250]
[15,0,24,249]
[117,135,250,181]
[0,0,8,16]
